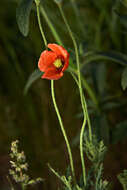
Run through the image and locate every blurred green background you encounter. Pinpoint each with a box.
[1,0,127,189]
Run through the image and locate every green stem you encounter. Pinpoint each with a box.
[57,4,84,116]
[84,99,92,141]
[70,72,92,143]
[38,3,98,110]
[21,184,26,190]
[40,5,63,45]
[58,4,87,186]
[51,80,76,183]
[35,0,76,183]
[68,67,99,108]
[35,0,47,48]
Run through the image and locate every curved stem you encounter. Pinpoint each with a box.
[37,3,98,110]
[35,0,76,183]
[35,0,47,48]
[68,67,99,108]
[70,72,92,143]
[58,4,87,186]
[51,80,76,183]
[40,5,63,45]
[70,73,87,186]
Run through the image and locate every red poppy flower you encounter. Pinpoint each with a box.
[38,43,69,80]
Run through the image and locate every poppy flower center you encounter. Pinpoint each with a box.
[53,59,63,68]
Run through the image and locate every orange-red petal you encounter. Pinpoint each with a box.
[38,50,57,72]
[62,56,69,72]
[42,67,63,80]
[48,44,69,60]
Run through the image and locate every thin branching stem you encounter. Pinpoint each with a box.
[51,80,76,183]
[35,0,47,48]
[35,0,76,183]
[70,71,92,142]
[38,2,98,110]
[57,3,92,186]
[40,5,63,45]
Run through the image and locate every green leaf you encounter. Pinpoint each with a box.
[121,67,127,90]
[80,51,127,68]
[94,51,127,66]
[118,170,127,190]
[24,69,43,95]
[16,0,34,36]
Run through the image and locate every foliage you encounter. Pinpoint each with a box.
[9,140,43,189]
[84,134,107,167]
[47,134,108,190]
[1,0,127,189]
[118,170,127,190]
[83,134,108,190]
[24,69,43,95]
[16,0,34,36]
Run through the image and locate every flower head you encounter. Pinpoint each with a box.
[38,43,69,80]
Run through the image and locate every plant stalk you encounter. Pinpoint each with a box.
[51,80,76,183]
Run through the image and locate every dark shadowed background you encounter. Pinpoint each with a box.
[1,0,127,189]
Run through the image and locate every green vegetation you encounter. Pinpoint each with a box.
[1,0,127,189]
